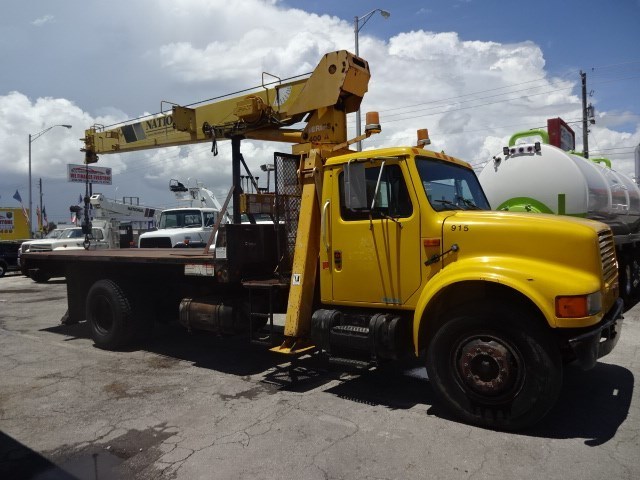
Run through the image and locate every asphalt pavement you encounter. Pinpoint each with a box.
[0,271,638,480]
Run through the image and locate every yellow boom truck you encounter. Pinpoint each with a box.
[23,51,623,430]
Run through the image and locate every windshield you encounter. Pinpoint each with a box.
[158,210,204,229]
[61,229,84,239]
[46,229,64,239]
[416,156,490,211]
[59,228,103,240]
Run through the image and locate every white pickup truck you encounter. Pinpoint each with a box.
[19,220,119,282]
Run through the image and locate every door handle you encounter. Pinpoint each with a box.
[321,199,330,251]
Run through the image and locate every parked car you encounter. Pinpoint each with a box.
[18,228,67,275]
[20,226,114,282]
[0,240,28,277]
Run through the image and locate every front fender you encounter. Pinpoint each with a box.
[412,255,603,354]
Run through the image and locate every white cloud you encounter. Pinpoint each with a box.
[1,1,639,223]
[31,14,54,27]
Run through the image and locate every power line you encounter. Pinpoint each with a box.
[589,59,640,70]
[591,146,638,152]
[380,76,553,114]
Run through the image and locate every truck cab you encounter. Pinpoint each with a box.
[320,147,489,307]
[320,147,618,331]
[309,145,621,429]
[138,207,222,248]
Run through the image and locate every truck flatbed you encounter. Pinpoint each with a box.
[21,223,284,294]
[23,248,215,265]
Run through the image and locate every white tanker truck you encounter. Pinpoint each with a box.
[479,118,640,305]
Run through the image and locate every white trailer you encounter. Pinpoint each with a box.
[480,124,640,304]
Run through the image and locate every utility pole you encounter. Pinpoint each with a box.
[39,178,43,234]
[581,70,589,159]
[635,143,640,184]
[354,8,390,151]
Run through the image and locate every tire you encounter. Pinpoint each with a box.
[426,302,562,431]
[0,262,6,278]
[30,270,50,283]
[629,255,640,302]
[619,255,631,302]
[618,253,639,308]
[86,279,135,350]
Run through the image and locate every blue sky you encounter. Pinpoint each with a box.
[0,0,639,225]
[285,0,640,116]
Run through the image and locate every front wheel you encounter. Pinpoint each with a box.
[30,270,50,283]
[86,279,135,350]
[426,303,562,430]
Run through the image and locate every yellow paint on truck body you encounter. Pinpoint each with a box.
[318,147,618,355]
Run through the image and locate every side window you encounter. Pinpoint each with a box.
[339,164,412,221]
[184,213,201,226]
[204,212,217,227]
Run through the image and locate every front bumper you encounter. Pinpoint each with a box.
[568,297,623,370]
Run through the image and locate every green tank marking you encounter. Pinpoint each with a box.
[497,196,587,217]
[508,129,549,146]
[497,197,553,213]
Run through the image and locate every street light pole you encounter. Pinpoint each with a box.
[28,124,72,237]
[354,8,390,151]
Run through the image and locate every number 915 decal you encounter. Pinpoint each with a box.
[450,225,469,232]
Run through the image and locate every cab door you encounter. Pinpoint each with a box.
[326,159,421,306]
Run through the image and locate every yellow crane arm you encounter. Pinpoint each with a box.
[82,51,370,163]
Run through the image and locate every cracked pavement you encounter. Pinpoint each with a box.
[0,272,639,479]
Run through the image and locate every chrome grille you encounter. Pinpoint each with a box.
[29,244,52,252]
[598,229,618,285]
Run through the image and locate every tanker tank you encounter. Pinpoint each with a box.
[479,130,640,304]
[479,142,640,233]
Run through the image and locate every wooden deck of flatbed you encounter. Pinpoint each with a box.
[23,248,216,265]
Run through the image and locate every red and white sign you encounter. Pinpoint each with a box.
[67,164,112,185]
[547,118,575,152]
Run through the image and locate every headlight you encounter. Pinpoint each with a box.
[555,292,602,318]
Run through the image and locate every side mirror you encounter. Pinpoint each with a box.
[343,161,367,210]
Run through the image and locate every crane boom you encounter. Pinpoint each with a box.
[82,51,370,163]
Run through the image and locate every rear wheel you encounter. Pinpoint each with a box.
[426,302,562,430]
[30,270,50,283]
[86,279,135,350]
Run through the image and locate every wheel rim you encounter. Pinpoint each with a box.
[91,295,114,334]
[453,333,525,403]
